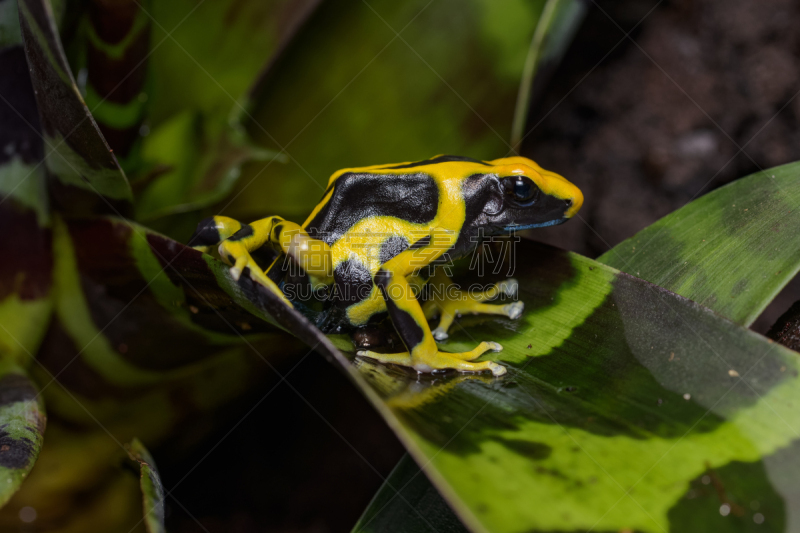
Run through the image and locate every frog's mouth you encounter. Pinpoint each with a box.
[496,196,575,232]
[502,217,567,231]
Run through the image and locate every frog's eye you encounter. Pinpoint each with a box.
[503,176,538,203]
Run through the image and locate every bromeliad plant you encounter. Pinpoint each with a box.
[1,0,800,532]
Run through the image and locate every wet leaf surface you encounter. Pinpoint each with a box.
[343,240,800,533]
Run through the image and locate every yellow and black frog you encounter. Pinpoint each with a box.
[190,155,583,376]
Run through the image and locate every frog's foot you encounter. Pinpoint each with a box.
[357,342,506,376]
[425,283,525,341]
[495,278,519,298]
[219,240,293,308]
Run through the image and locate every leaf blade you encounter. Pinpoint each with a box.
[18,0,133,216]
[126,438,165,533]
[598,162,800,327]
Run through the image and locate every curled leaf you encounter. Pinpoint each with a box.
[126,438,165,533]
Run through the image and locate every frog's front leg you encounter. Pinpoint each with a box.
[423,270,524,341]
[357,229,506,376]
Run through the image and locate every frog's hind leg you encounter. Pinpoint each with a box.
[216,216,292,305]
[189,216,243,253]
[426,270,523,341]
[357,343,503,372]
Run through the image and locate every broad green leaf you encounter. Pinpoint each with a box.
[135,110,281,221]
[598,162,800,327]
[126,439,165,533]
[146,0,322,129]
[324,241,800,532]
[226,0,553,222]
[18,0,133,216]
[0,361,45,508]
[131,0,319,221]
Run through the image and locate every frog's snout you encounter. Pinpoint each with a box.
[563,185,584,219]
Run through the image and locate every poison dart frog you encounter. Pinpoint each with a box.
[190,155,583,376]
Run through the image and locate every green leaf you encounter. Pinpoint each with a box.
[353,454,468,533]
[130,0,318,221]
[0,361,46,508]
[18,0,133,217]
[227,0,553,221]
[126,438,165,533]
[329,240,800,532]
[135,110,282,221]
[598,162,800,327]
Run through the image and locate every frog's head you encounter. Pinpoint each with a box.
[470,156,583,233]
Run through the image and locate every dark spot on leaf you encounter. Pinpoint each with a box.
[668,458,785,531]
[493,437,551,460]
[0,430,35,469]
[730,278,748,298]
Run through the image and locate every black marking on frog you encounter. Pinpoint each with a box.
[305,172,439,245]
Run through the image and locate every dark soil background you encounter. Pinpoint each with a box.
[526,0,800,333]
[167,0,800,531]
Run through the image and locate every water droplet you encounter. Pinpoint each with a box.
[683,393,691,400]
[720,504,731,516]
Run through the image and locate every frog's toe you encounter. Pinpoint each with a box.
[505,301,524,320]
[432,327,449,341]
[356,350,413,367]
[498,278,519,297]
[448,341,503,361]
[489,361,507,376]
[448,359,506,376]
[229,266,242,281]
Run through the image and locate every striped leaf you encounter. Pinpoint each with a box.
[331,240,800,533]
[18,0,133,217]
[0,361,45,508]
[599,161,800,327]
